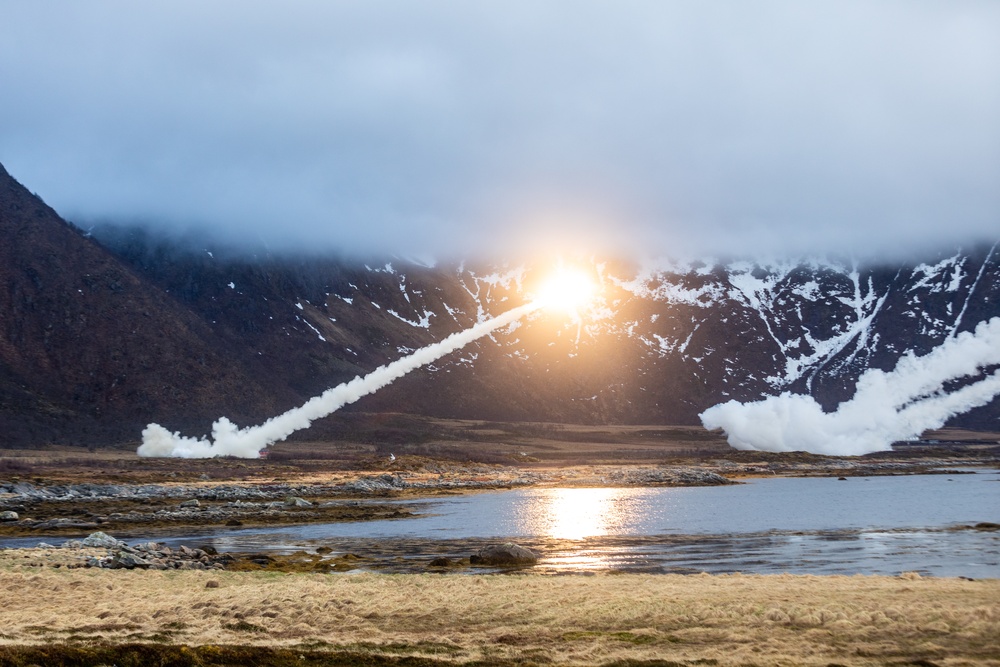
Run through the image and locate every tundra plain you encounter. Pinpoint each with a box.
[0,559,998,667]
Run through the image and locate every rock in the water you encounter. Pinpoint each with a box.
[0,511,18,521]
[284,496,313,507]
[428,557,453,567]
[470,542,539,566]
[82,531,121,548]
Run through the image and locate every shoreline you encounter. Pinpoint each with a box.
[4,521,998,577]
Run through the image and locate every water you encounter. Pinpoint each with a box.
[251,473,997,539]
[6,473,999,576]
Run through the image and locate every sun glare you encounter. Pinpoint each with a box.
[534,267,597,315]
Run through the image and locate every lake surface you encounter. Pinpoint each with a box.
[8,472,1000,576]
[252,472,999,539]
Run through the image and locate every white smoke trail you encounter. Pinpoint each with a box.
[700,317,1000,456]
[138,302,540,458]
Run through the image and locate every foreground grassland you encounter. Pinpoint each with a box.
[0,557,996,666]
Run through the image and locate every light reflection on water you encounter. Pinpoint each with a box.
[518,488,664,540]
[516,488,667,569]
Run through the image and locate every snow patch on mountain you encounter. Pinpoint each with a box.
[910,254,965,293]
[386,308,434,328]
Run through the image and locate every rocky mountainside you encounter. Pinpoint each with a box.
[0,163,295,446]
[2,161,998,446]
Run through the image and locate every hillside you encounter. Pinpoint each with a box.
[0,163,294,446]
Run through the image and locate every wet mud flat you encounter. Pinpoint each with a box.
[0,492,420,538]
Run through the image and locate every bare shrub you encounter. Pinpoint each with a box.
[0,458,34,474]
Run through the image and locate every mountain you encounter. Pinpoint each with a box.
[0,163,295,446]
[91,227,1000,435]
[1,160,998,447]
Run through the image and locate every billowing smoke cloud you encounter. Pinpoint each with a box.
[138,302,539,458]
[700,317,1000,456]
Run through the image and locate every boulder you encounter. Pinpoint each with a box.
[179,499,201,508]
[0,511,18,521]
[284,496,313,507]
[82,531,122,548]
[109,551,152,570]
[470,542,539,566]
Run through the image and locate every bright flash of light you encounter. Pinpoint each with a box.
[534,267,598,316]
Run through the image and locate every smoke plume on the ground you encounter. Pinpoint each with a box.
[700,317,1000,455]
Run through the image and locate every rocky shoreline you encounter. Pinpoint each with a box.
[7,529,547,575]
[0,469,536,536]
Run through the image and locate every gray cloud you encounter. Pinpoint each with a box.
[1,1,998,260]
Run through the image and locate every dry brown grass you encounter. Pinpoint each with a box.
[0,551,997,666]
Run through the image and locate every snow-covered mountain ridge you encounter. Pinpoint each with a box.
[94,225,1000,434]
[447,249,998,415]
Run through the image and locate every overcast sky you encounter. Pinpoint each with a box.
[1,1,998,260]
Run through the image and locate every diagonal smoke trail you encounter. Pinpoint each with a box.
[700,316,1000,455]
[139,301,540,458]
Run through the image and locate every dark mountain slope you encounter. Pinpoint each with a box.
[0,163,291,445]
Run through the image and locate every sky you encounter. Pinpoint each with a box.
[1,1,998,261]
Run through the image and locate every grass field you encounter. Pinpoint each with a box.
[0,553,997,666]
